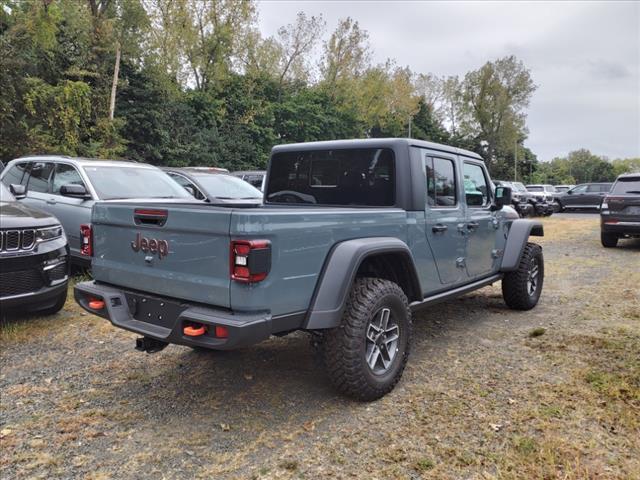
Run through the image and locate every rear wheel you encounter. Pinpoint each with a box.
[601,231,618,248]
[322,278,411,401]
[502,243,544,311]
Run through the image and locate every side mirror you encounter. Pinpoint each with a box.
[60,184,90,199]
[10,184,27,200]
[567,190,573,195]
[492,186,512,211]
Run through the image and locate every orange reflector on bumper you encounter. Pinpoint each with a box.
[184,325,206,337]
[89,299,105,310]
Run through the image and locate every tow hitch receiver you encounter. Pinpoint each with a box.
[135,336,168,354]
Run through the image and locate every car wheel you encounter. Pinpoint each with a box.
[322,277,411,401]
[502,243,544,311]
[601,232,618,248]
[38,288,68,316]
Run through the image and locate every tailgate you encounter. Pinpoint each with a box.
[91,203,232,307]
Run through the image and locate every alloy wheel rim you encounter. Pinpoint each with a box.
[527,258,539,297]
[365,307,400,375]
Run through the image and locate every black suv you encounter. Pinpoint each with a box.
[0,183,69,316]
[557,183,612,211]
[600,173,640,248]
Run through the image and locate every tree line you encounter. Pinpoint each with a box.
[1,0,637,182]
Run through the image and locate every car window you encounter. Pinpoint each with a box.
[194,174,262,199]
[52,163,87,194]
[586,184,601,193]
[83,166,191,200]
[0,182,15,201]
[599,184,612,193]
[2,162,30,187]
[266,148,395,206]
[167,172,206,200]
[527,186,543,192]
[611,178,640,194]
[26,162,54,193]
[571,185,588,194]
[426,157,457,207]
[463,162,490,207]
[245,175,264,189]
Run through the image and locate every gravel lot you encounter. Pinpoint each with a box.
[1,216,638,479]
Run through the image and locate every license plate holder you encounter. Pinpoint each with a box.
[126,293,185,329]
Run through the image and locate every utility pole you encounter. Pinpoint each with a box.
[514,140,518,181]
[408,116,412,138]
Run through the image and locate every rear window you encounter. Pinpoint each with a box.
[527,186,543,192]
[83,166,191,200]
[266,148,395,206]
[611,177,640,194]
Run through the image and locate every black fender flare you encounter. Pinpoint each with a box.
[500,219,544,272]
[303,237,422,330]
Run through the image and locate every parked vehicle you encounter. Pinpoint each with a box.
[0,156,192,267]
[494,180,534,217]
[163,167,263,206]
[600,173,640,247]
[0,183,69,316]
[556,183,613,211]
[526,184,558,214]
[232,170,266,191]
[75,138,544,401]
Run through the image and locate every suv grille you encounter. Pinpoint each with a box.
[0,269,45,298]
[0,229,36,252]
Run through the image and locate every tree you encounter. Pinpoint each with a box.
[320,17,370,88]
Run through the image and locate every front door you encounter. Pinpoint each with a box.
[423,154,467,285]
[463,161,498,278]
[564,184,588,207]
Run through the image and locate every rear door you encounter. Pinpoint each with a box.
[423,153,467,285]
[23,161,55,212]
[91,203,233,307]
[463,161,498,278]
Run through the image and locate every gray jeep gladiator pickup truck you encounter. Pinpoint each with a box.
[75,139,544,400]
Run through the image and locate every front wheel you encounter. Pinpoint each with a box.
[322,278,412,401]
[502,243,544,310]
[601,231,618,248]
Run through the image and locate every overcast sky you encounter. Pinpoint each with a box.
[257,1,639,161]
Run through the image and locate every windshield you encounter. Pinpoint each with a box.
[512,182,527,192]
[527,186,544,192]
[555,186,570,192]
[83,166,191,200]
[611,177,640,194]
[0,183,14,201]
[193,174,262,199]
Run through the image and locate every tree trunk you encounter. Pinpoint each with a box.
[108,42,121,121]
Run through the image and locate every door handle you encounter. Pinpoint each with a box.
[467,221,479,230]
[432,224,448,233]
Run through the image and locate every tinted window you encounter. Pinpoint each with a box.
[426,157,456,207]
[83,166,191,200]
[611,178,640,194]
[266,148,395,206]
[2,162,30,187]
[27,162,54,193]
[599,184,612,192]
[463,163,490,206]
[571,185,588,193]
[245,175,263,189]
[587,184,602,193]
[52,163,86,194]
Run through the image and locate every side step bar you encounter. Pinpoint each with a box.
[410,273,503,312]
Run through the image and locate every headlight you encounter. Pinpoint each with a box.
[36,225,64,243]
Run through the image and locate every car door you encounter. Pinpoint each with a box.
[585,184,607,208]
[564,184,588,207]
[423,153,467,285]
[49,162,95,258]
[463,161,498,278]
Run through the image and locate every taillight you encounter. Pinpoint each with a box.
[80,224,93,256]
[230,239,271,283]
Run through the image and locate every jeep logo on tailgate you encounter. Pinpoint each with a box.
[131,233,169,259]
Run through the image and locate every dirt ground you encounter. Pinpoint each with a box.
[1,215,638,479]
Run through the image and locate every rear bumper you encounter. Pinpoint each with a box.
[601,218,640,235]
[74,281,273,350]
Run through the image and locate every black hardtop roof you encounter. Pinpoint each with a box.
[271,138,483,161]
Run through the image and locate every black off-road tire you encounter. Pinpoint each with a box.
[502,242,544,311]
[600,231,618,248]
[322,277,412,401]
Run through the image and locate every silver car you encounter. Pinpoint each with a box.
[0,156,192,267]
